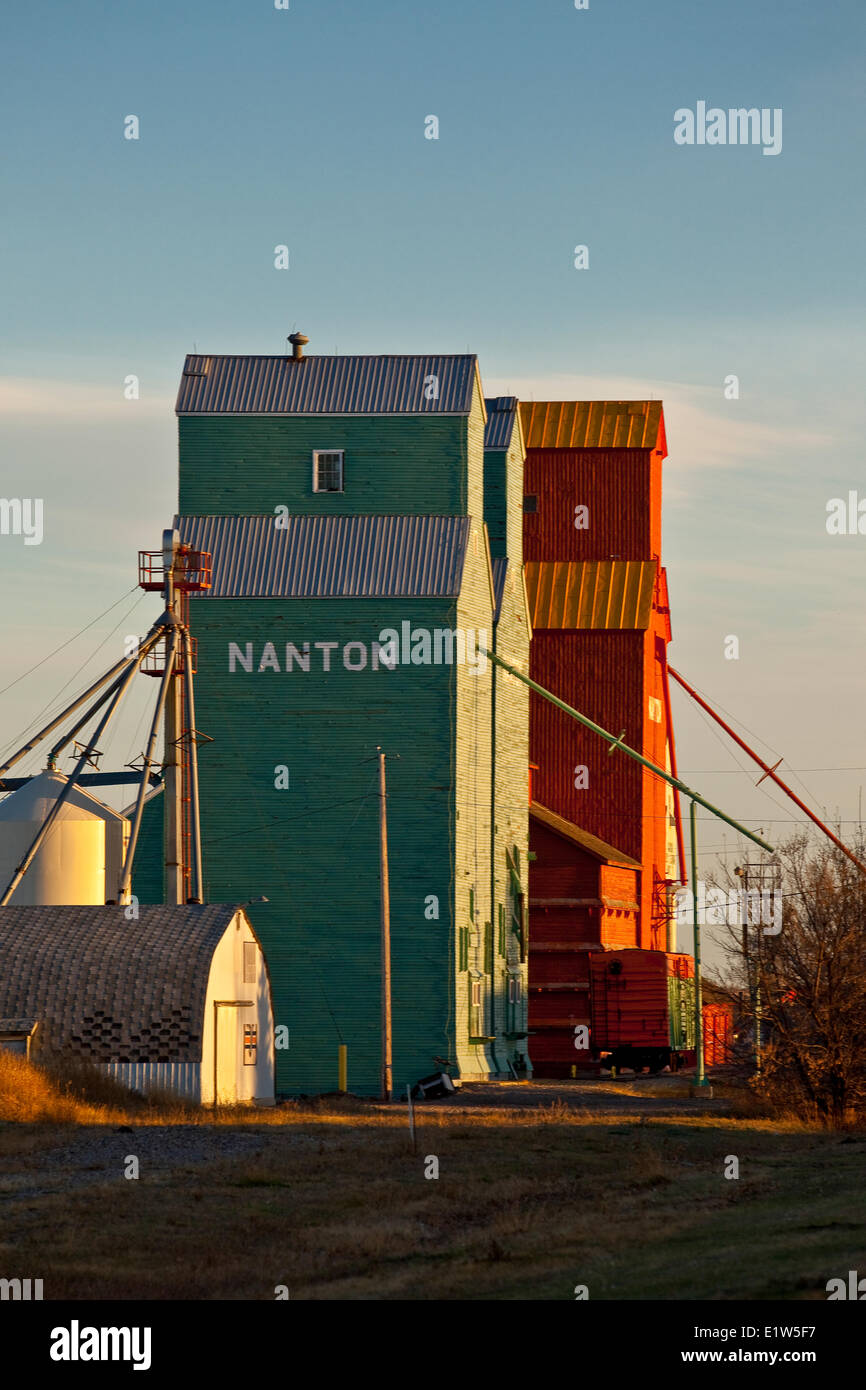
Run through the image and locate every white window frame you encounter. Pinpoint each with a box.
[469,976,483,1037]
[312,449,344,493]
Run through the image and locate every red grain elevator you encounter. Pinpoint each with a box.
[521,401,686,1074]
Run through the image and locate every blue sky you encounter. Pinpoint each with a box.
[1,0,865,959]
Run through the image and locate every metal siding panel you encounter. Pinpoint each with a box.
[103,1062,201,1101]
[176,355,476,415]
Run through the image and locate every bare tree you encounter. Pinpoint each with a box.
[716,833,866,1127]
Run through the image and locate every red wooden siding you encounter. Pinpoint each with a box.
[523,448,662,562]
[530,631,644,861]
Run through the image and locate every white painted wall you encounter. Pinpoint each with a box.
[200,910,275,1105]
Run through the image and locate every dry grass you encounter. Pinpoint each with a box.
[0,1050,129,1125]
[3,1115,864,1301]
[3,1056,864,1299]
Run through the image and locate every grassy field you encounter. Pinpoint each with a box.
[1,1054,864,1301]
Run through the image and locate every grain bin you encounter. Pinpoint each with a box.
[0,770,128,905]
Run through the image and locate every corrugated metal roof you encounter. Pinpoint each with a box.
[484,396,518,450]
[525,560,656,629]
[176,354,478,415]
[530,802,640,867]
[520,401,665,452]
[0,905,244,1062]
[177,515,470,598]
[491,557,508,622]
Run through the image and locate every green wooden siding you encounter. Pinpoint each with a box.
[131,790,164,905]
[483,412,525,565]
[178,416,473,518]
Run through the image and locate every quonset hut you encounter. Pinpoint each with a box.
[136,346,531,1096]
[0,904,274,1104]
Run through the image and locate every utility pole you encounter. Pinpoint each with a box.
[736,857,781,1075]
[378,747,393,1103]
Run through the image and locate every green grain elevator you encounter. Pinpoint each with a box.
[147,344,530,1096]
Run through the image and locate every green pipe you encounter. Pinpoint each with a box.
[480,649,773,854]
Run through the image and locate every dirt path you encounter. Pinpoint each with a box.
[0,1076,730,1203]
[413,1075,733,1116]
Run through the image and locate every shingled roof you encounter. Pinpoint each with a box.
[0,905,244,1062]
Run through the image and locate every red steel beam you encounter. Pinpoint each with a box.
[668,666,866,878]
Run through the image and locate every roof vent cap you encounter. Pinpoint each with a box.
[288,332,309,362]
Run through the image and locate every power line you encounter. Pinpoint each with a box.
[201,793,370,848]
[0,588,149,768]
[0,586,139,701]
[679,766,866,775]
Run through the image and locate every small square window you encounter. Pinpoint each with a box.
[313,450,344,493]
[523,495,538,513]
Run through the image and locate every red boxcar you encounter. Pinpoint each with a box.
[589,949,695,1070]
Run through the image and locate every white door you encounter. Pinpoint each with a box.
[215,1007,238,1104]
